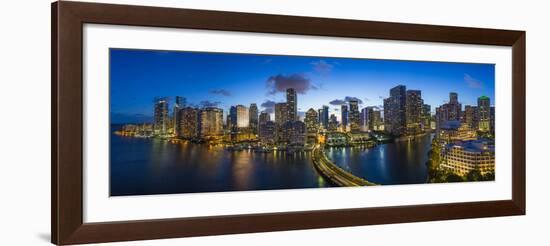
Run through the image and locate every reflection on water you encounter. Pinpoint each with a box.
[110,132,433,196]
[325,134,433,185]
[110,133,329,196]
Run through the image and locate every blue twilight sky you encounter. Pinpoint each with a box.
[110,48,495,124]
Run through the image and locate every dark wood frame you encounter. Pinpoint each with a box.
[52,1,525,245]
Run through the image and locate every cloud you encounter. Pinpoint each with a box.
[260,100,277,113]
[464,74,482,88]
[311,60,334,75]
[329,96,364,106]
[329,99,346,105]
[199,100,221,107]
[209,89,232,97]
[266,74,316,95]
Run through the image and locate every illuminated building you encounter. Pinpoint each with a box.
[235,105,249,128]
[259,121,276,145]
[438,120,477,143]
[328,114,338,132]
[305,108,319,134]
[275,103,289,126]
[478,96,490,132]
[341,105,348,131]
[436,92,462,133]
[422,104,431,131]
[440,139,495,176]
[463,105,478,130]
[406,90,423,134]
[372,110,382,131]
[179,107,199,139]
[249,103,258,134]
[384,85,407,136]
[286,88,297,121]
[360,107,368,132]
[490,106,495,135]
[199,107,223,137]
[348,99,360,133]
[280,121,306,146]
[173,96,186,136]
[318,105,329,129]
[153,97,169,136]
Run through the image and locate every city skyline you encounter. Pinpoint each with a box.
[110,48,495,124]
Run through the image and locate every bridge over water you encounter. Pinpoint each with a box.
[311,145,377,187]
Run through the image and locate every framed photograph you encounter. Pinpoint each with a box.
[52,1,525,245]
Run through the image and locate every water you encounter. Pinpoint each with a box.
[325,134,433,185]
[110,132,329,196]
[110,130,433,196]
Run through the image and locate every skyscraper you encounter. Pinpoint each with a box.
[199,107,223,137]
[478,96,490,132]
[258,111,271,139]
[173,96,186,136]
[421,104,431,131]
[229,106,237,131]
[463,105,478,130]
[235,105,249,128]
[341,105,348,131]
[259,121,276,145]
[360,107,369,132]
[384,85,407,136]
[286,88,297,121]
[318,105,329,129]
[154,97,169,135]
[328,114,338,131]
[435,92,462,132]
[305,108,319,134]
[275,103,289,126]
[406,90,423,134]
[249,103,259,134]
[179,107,198,139]
[349,99,360,132]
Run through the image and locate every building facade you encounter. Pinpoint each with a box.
[384,85,407,136]
[440,140,495,176]
[154,97,169,136]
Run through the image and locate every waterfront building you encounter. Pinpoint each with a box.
[286,88,298,121]
[384,85,407,136]
[436,93,462,132]
[328,114,339,132]
[305,108,319,134]
[478,96,491,132]
[235,105,249,128]
[406,90,423,134]
[249,103,259,134]
[278,120,306,146]
[229,106,237,131]
[349,99,360,133]
[319,105,329,129]
[173,96,186,136]
[259,121,276,145]
[199,107,223,137]
[341,105,349,131]
[440,139,495,176]
[275,103,289,126]
[437,120,477,143]
[372,110,382,131]
[179,107,199,139]
[421,104,431,131]
[360,107,368,132]
[154,97,169,136]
